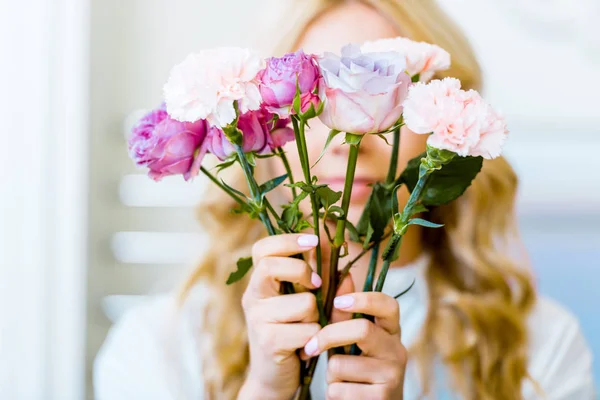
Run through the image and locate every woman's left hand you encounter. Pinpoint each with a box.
[301,291,407,399]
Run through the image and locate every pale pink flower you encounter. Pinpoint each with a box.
[403,78,507,159]
[402,78,462,134]
[318,44,411,134]
[361,37,451,82]
[164,47,264,128]
[471,105,508,159]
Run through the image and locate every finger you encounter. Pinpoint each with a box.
[331,272,355,324]
[327,355,403,385]
[248,257,322,298]
[326,382,387,400]
[333,292,400,334]
[252,234,319,262]
[252,292,319,323]
[302,319,400,360]
[257,323,321,354]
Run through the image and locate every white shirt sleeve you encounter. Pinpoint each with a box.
[93,294,205,400]
[525,297,596,400]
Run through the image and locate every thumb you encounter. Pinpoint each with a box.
[330,272,355,324]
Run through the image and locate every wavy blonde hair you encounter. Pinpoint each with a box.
[182,1,537,398]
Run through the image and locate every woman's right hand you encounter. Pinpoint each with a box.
[237,234,323,400]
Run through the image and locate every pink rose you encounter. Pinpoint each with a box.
[318,44,411,134]
[207,108,294,161]
[128,105,209,181]
[362,37,451,82]
[403,78,507,159]
[164,47,264,128]
[257,50,321,117]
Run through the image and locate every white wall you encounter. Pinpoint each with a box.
[0,0,89,399]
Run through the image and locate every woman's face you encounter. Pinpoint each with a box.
[272,3,428,222]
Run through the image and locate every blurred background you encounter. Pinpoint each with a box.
[1,0,599,398]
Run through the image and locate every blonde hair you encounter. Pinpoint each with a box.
[183,1,536,398]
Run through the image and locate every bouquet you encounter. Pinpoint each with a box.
[128,38,507,398]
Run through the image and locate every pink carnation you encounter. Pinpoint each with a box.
[403,78,507,159]
[471,106,508,159]
[361,37,451,82]
[164,47,264,128]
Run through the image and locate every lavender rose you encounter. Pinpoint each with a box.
[257,50,321,118]
[207,108,294,160]
[128,105,209,181]
[318,44,411,134]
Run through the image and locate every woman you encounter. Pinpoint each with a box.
[94,0,595,399]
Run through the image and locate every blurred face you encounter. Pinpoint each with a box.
[271,2,428,222]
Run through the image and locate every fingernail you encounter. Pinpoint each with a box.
[304,338,319,356]
[334,295,354,309]
[298,234,319,248]
[311,273,322,288]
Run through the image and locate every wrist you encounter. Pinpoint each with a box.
[238,377,295,400]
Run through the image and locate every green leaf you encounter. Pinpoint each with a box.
[315,186,342,208]
[407,218,444,228]
[254,152,278,160]
[259,174,288,196]
[220,178,248,200]
[293,78,302,115]
[363,223,375,248]
[282,205,299,228]
[354,183,392,244]
[345,219,359,240]
[399,152,484,206]
[245,152,256,167]
[226,257,253,285]
[377,134,391,146]
[327,205,345,218]
[345,132,363,145]
[313,129,342,167]
[215,158,237,172]
[411,73,421,83]
[410,203,429,215]
[295,219,313,232]
[391,184,400,217]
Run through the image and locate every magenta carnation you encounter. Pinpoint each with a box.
[128,104,209,181]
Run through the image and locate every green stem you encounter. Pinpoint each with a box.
[374,235,402,292]
[363,242,380,292]
[349,241,379,356]
[234,144,295,295]
[385,127,401,184]
[348,129,401,356]
[292,116,326,326]
[338,231,391,282]
[324,139,361,320]
[374,172,430,293]
[277,147,297,198]
[200,166,246,207]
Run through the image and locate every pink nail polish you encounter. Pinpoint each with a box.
[333,295,354,309]
[297,234,319,247]
[304,338,319,356]
[311,273,322,288]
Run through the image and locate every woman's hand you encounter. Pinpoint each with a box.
[238,234,322,400]
[301,291,407,400]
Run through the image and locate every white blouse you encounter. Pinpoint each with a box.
[94,257,596,399]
